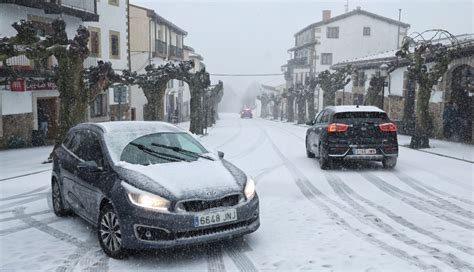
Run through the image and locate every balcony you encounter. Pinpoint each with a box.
[169,45,184,60]
[288,57,309,67]
[153,40,167,58]
[0,0,98,21]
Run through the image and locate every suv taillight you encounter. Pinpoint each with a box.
[327,123,349,133]
[379,123,397,132]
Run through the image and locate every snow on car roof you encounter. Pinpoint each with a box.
[327,105,385,113]
[95,121,185,134]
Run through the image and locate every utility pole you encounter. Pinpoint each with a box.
[397,9,402,49]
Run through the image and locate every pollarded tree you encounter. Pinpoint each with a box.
[257,92,271,118]
[176,64,211,135]
[269,93,282,120]
[396,30,461,148]
[304,76,318,120]
[0,19,108,142]
[364,64,397,109]
[294,84,307,124]
[318,66,352,107]
[204,80,224,127]
[282,87,296,122]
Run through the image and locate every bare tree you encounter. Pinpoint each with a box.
[257,92,271,118]
[318,66,352,107]
[269,93,282,120]
[282,87,296,122]
[396,29,460,148]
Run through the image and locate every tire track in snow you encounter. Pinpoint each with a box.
[327,174,474,255]
[394,171,474,208]
[207,244,226,272]
[360,172,474,231]
[13,207,87,248]
[228,127,267,160]
[0,169,51,182]
[324,172,474,271]
[0,186,48,201]
[259,124,438,271]
[224,245,258,272]
[0,209,52,223]
[0,216,60,236]
[0,194,48,210]
[215,118,243,149]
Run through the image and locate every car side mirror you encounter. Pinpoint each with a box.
[306,120,314,126]
[78,161,103,172]
[218,151,225,159]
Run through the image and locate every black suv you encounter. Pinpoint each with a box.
[305,106,398,169]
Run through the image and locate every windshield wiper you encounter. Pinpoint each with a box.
[151,143,214,161]
[129,143,189,162]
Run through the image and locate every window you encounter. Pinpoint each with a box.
[321,53,333,65]
[89,27,101,57]
[91,94,106,117]
[326,27,339,39]
[131,108,136,121]
[353,94,364,105]
[320,111,330,123]
[80,131,105,167]
[179,80,184,87]
[109,31,120,59]
[314,111,324,123]
[109,0,119,6]
[363,27,371,36]
[168,80,174,88]
[337,98,342,105]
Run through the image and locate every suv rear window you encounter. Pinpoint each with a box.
[334,112,389,123]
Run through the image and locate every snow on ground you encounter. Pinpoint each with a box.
[0,113,473,271]
[398,135,474,162]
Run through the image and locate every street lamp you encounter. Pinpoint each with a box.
[380,63,389,109]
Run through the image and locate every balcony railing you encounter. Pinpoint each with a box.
[169,45,184,59]
[154,40,167,58]
[59,0,95,14]
[288,57,308,66]
[0,0,98,21]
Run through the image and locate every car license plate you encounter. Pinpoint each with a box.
[194,209,237,227]
[353,148,376,155]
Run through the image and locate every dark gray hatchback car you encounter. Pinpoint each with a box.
[305,106,398,169]
[51,121,259,258]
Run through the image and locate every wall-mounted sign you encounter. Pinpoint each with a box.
[9,79,57,92]
[10,80,26,92]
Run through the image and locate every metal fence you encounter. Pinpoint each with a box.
[60,0,95,13]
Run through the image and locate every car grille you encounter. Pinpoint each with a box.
[178,194,242,212]
[176,218,257,239]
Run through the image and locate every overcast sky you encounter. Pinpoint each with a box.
[130,0,473,92]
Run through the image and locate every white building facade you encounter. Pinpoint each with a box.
[284,7,410,113]
[0,0,130,148]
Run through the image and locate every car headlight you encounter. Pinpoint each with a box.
[244,177,256,200]
[122,182,170,212]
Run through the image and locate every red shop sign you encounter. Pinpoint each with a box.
[10,80,26,92]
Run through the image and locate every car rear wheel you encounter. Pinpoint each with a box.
[98,203,128,259]
[52,179,71,217]
[382,157,397,169]
[319,145,332,170]
[306,138,315,158]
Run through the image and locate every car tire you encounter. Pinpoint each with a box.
[98,203,128,259]
[306,138,315,158]
[382,157,397,169]
[319,145,332,170]
[52,179,71,217]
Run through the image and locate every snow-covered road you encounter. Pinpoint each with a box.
[1,114,473,271]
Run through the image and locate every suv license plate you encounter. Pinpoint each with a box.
[194,209,237,227]
[353,148,376,155]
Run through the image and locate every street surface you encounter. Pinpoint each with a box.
[1,114,473,271]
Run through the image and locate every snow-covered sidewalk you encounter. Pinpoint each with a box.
[398,135,474,163]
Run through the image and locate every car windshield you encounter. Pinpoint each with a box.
[334,112,389,124]
[119,132,208,165]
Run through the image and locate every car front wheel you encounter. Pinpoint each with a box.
[98,203,128,259]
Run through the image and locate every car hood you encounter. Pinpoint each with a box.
[115,159,244,200]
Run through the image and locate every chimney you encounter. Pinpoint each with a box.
[322,10,331,21]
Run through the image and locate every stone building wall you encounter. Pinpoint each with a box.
[0,113,34,149]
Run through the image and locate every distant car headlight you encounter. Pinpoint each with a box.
[122,182,170,212]
[244,177,256,200]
